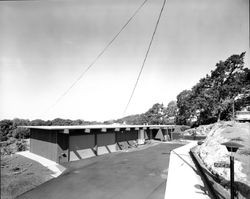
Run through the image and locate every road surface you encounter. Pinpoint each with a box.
[18,143,183,199]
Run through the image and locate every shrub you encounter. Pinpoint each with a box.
[12,127,30,139]
[16,140,27,152]
[0,134,8,141]
[1,146,13,155]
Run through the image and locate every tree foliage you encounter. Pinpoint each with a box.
[165,101,178,118]
[115,102,178,125]
[0,120,14,141]
[176,52,249,125]
[0,118,102,141]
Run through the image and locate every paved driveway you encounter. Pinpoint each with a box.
[18,143,183,199]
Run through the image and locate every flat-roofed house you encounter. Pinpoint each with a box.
[21,125,175,163]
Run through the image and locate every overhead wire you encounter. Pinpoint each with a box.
[123,0,167,116]
[45,0,150,114]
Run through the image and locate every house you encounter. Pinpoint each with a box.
[21,124,176,163]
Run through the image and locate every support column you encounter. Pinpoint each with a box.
[171,128,175,140]
[137,129,145,145]
[94,132,98,156]
[162,129,168,141]
[168,128,172,141]
[149,129,152,140]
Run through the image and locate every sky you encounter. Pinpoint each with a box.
[0,0,249,121]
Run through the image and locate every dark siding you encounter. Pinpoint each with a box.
[57,132,69,163]
[97,132,116,146]
[116,129,138,142]
[116,130,127,142]
[69,134,95,150]
[145,129,152,140]
[69,130,96,161]
[30,129,57,162]
[127,129,138,141]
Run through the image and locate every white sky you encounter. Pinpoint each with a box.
[0,0,249,121]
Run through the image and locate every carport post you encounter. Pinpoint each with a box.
[171,128,174,141]
[138,129,145,145]
[94,132,98,156]
[168,128,172,141]
[162,129,168,141]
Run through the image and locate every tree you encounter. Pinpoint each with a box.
[12,127,30,139]
[71,119,84,125]
[176,90,194,125]
[51,118,73,126]
[115,103,169,125]
[143,103,166,125]
[30,119,51,126]
[165,101,178,117]
[190,76,217,124]
[0,120,14,141]
[176,52,248,125]
[12,118,30,127]
[163,101,178,124]
[208,52,246,121]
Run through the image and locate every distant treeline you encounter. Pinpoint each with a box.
[0,118,103,141]
[0,102,177,141]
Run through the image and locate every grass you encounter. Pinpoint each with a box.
[1,153,54,199]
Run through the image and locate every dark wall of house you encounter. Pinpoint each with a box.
[30,127,175,162]
[69,130,96,161]
[57,133,69,163]
[116,129,138,142]
[30,129,58,162]
[97,132,116,146]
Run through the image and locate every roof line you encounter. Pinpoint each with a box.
[19,124,177,130]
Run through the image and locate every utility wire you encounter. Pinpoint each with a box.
[46,0,149,113]
[123,0,167,116]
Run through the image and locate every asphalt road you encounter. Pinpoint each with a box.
[17,143,183,199]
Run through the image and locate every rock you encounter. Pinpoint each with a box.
[196,122,250,186]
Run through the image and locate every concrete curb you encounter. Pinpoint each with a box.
[17,151,66,177]
[165,141,212,199]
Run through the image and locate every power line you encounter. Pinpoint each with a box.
[123,0,167,116]
[46,0,149,113]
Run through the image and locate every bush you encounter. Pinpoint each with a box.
[1,146,14,155]
[0,134,8,141]
[16,140,27,152]
[12,127,30,139]
[6,137,16,145]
